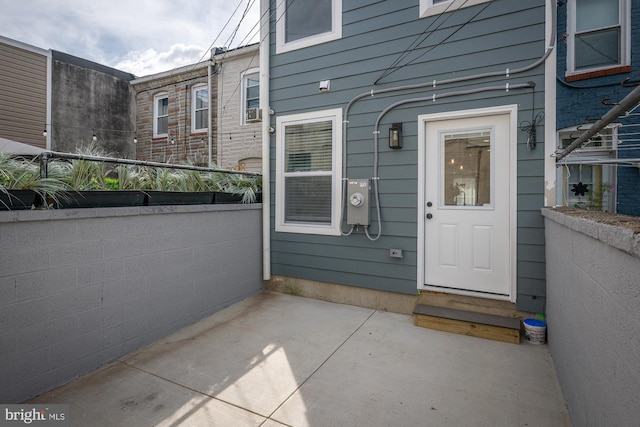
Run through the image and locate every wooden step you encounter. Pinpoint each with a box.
[413,304,521,344]
[416,291,529,319]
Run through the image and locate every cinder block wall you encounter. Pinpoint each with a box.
[542,208,640,427]
[0,204,263,403]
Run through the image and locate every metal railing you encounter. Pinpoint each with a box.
[37,151,261,179]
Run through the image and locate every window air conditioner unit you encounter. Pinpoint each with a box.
[246,107,262,122]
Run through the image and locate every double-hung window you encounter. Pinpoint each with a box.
[276,0,342,53]
[191,85,208,133]
[276,109,342,235]
[154,93,169,137]
[242,69,260,124]
[567,0,630,76]
[419,0,491,18]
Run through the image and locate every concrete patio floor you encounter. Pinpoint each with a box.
[30,291,571,426]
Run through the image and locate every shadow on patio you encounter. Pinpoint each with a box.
[29,291,570,426]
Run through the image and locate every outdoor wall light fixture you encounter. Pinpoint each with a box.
[319,80,330,93]
[389,123,402,149]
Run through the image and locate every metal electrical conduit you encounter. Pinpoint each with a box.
[340,0,557,237]
[350,81,537,241]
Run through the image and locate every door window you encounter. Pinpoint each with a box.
[441,129,492,207]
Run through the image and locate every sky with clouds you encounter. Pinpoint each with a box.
[0,0,261,77]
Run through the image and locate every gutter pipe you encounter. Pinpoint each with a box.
[208,60,213,165]
[260,0,271,280]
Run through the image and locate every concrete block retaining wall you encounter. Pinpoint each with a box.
[0,204,263,403]
[542,208,640,427]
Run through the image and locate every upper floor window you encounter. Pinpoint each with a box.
[276,0,342,54]
[275,108,343,235]
[242,69,260,124]
[192,85,208,132]
[154,93,168,137]
[567,0,630,76]
[420,0,491,18]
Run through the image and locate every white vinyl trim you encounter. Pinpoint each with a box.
[419,0,492,18]
[417,105,518,302]
[275,108,343,236]
[276,0,342,54]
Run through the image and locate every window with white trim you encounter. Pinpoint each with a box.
[191,85,208,132]
[419,0,491,18]
[154,93,169,137]
[567,0,630,74]
[242,70,260,124]
[276,109,342,235]
[276,0,342,54]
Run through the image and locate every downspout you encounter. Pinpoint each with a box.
[208,59,213,165]
[46,49,52,151]
[544,0,557,206]
[260,0,271,280]
[554,85,640,161]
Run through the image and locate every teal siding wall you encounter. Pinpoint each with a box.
[268,0,547,312]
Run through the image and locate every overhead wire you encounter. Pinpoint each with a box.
[374,0,461,84]
[396,0,494,76]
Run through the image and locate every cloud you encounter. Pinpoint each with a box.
[114,44,208,76]
[0,0,260,76]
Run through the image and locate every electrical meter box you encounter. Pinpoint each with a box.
[347,179,371,226]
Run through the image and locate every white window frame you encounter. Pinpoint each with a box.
[419,0,491,18]
[191,84,208,133]
[275,108,343,235]
[566,0,630,76]
[153,92,169,138]
[241,68,260,125]
[276,0,342,54]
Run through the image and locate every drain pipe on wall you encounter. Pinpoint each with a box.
[260,0,271,281]
[208,60,213,166]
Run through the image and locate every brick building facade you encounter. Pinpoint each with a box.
[555,0,640,216]
[132,62,216,165]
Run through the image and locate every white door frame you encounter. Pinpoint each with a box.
[417,105,518,302]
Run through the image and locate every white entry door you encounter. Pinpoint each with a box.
[423,111,513,298]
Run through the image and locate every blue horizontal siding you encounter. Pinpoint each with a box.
[268,0,548,311]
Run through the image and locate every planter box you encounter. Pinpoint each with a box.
[56,191,146,208]
[213,192,243,204]
[0,189,39,210]
[144,191,214,206]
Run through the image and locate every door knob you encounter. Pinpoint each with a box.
[426,213,433,219]
[427,201,433,207]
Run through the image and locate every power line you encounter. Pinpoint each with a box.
[374,0,462,84]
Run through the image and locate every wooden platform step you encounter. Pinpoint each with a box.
[413,304,521,344]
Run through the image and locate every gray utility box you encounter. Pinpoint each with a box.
[347,178,371,225]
